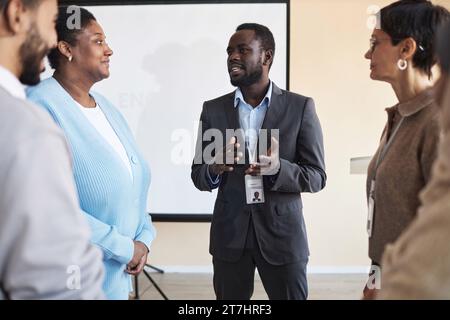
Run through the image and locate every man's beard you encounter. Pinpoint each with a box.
[230,63,263,87]
[18,23,49,86]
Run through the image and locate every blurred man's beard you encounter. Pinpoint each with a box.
[230,63,263,87]
[19,22,49,86]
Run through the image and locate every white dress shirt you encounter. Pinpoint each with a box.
[0,65,26,100]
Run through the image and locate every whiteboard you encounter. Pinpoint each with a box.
[44,1,288,215]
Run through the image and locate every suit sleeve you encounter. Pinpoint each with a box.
[0,130,105,300]
[271,97,326,193]
[191,102,220,192]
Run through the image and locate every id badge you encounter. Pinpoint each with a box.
[245,175,265,204]
[367,180,376,238]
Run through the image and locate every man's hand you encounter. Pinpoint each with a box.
[209,137,243,176]
[126,241,148,275]
[245,137,280,176]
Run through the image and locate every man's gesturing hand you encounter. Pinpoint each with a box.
[209,136,243,176]
[245,137,280,176]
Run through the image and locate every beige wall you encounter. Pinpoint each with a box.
[149,0,450,272]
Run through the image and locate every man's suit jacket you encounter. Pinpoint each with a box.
[191,83,326,265]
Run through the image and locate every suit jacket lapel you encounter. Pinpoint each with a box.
[260,83,284,152]
[222,84,284,160]
[223,91,248,163]
[224,92,239,129]
[223,91,246,143]
[261,83,284,131]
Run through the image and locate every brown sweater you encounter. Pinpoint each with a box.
[366,88,440,264]
[379,81,450,299]
[380,133,450,299]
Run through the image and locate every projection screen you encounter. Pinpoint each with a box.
[48,0,289,218]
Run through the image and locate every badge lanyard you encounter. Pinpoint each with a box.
[374,117,405,173]
[243,127,266,204]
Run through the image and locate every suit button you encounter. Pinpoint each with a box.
[131,156,138,164]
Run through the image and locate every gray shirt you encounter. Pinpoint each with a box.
[0,85,105,299]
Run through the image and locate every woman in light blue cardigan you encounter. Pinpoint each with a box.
[27,7,155,300]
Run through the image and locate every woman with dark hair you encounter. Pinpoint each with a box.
[379,21,450,299]
[27,6,156,300]
[363,0,449,298]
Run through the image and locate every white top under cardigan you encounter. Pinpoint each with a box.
[75,101,132,177]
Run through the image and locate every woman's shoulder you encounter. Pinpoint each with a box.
[27,77,59,99]
[415,101,442,143]
[409,97,440,124]
[26,77,67,112]
[423,100,442,125]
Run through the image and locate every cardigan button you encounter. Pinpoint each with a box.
[131,156,138,164]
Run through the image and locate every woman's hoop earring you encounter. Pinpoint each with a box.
[397,59,407,71]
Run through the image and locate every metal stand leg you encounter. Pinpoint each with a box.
[133,264,168,300]
[142,269,169,300]
[146,264,165,274]
[134,274,140,300]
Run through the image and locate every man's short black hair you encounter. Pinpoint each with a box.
[47,6,96,70]
[380,0,450,78]
[236,23,275,68]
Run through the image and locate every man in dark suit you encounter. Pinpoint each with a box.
[191,23,326,300]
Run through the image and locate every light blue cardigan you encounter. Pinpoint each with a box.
[27,77,156,300]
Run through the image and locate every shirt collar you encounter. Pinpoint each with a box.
[234,80,273,108]
[385,87,435,117]
[0,65,26,100]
